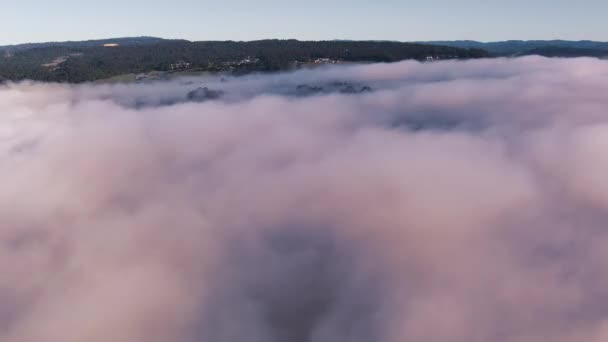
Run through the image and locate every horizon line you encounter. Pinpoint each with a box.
[3,36,608,47]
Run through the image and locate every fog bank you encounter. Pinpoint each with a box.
[2,56,608,342]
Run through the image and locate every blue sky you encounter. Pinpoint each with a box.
[2,0,607,45]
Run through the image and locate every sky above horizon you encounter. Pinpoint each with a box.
[2,0,608,45]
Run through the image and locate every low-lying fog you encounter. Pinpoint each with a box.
[2,56,608,342]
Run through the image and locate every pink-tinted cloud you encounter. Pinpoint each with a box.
[2,57,608,342]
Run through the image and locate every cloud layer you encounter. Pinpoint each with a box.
[2,56,608,342]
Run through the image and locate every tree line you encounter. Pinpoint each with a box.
[0,40,489,83]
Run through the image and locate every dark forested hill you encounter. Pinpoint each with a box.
[0,38,488,83]
[420,40,608,57]
[0,37,172,54]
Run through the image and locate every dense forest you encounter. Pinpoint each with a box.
[0,39,488,83]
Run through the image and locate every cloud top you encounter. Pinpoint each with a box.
[2,57,608,342]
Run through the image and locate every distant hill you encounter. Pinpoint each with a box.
[0,37,173,54]
[0,38,488,83]
[420,40,608,57]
